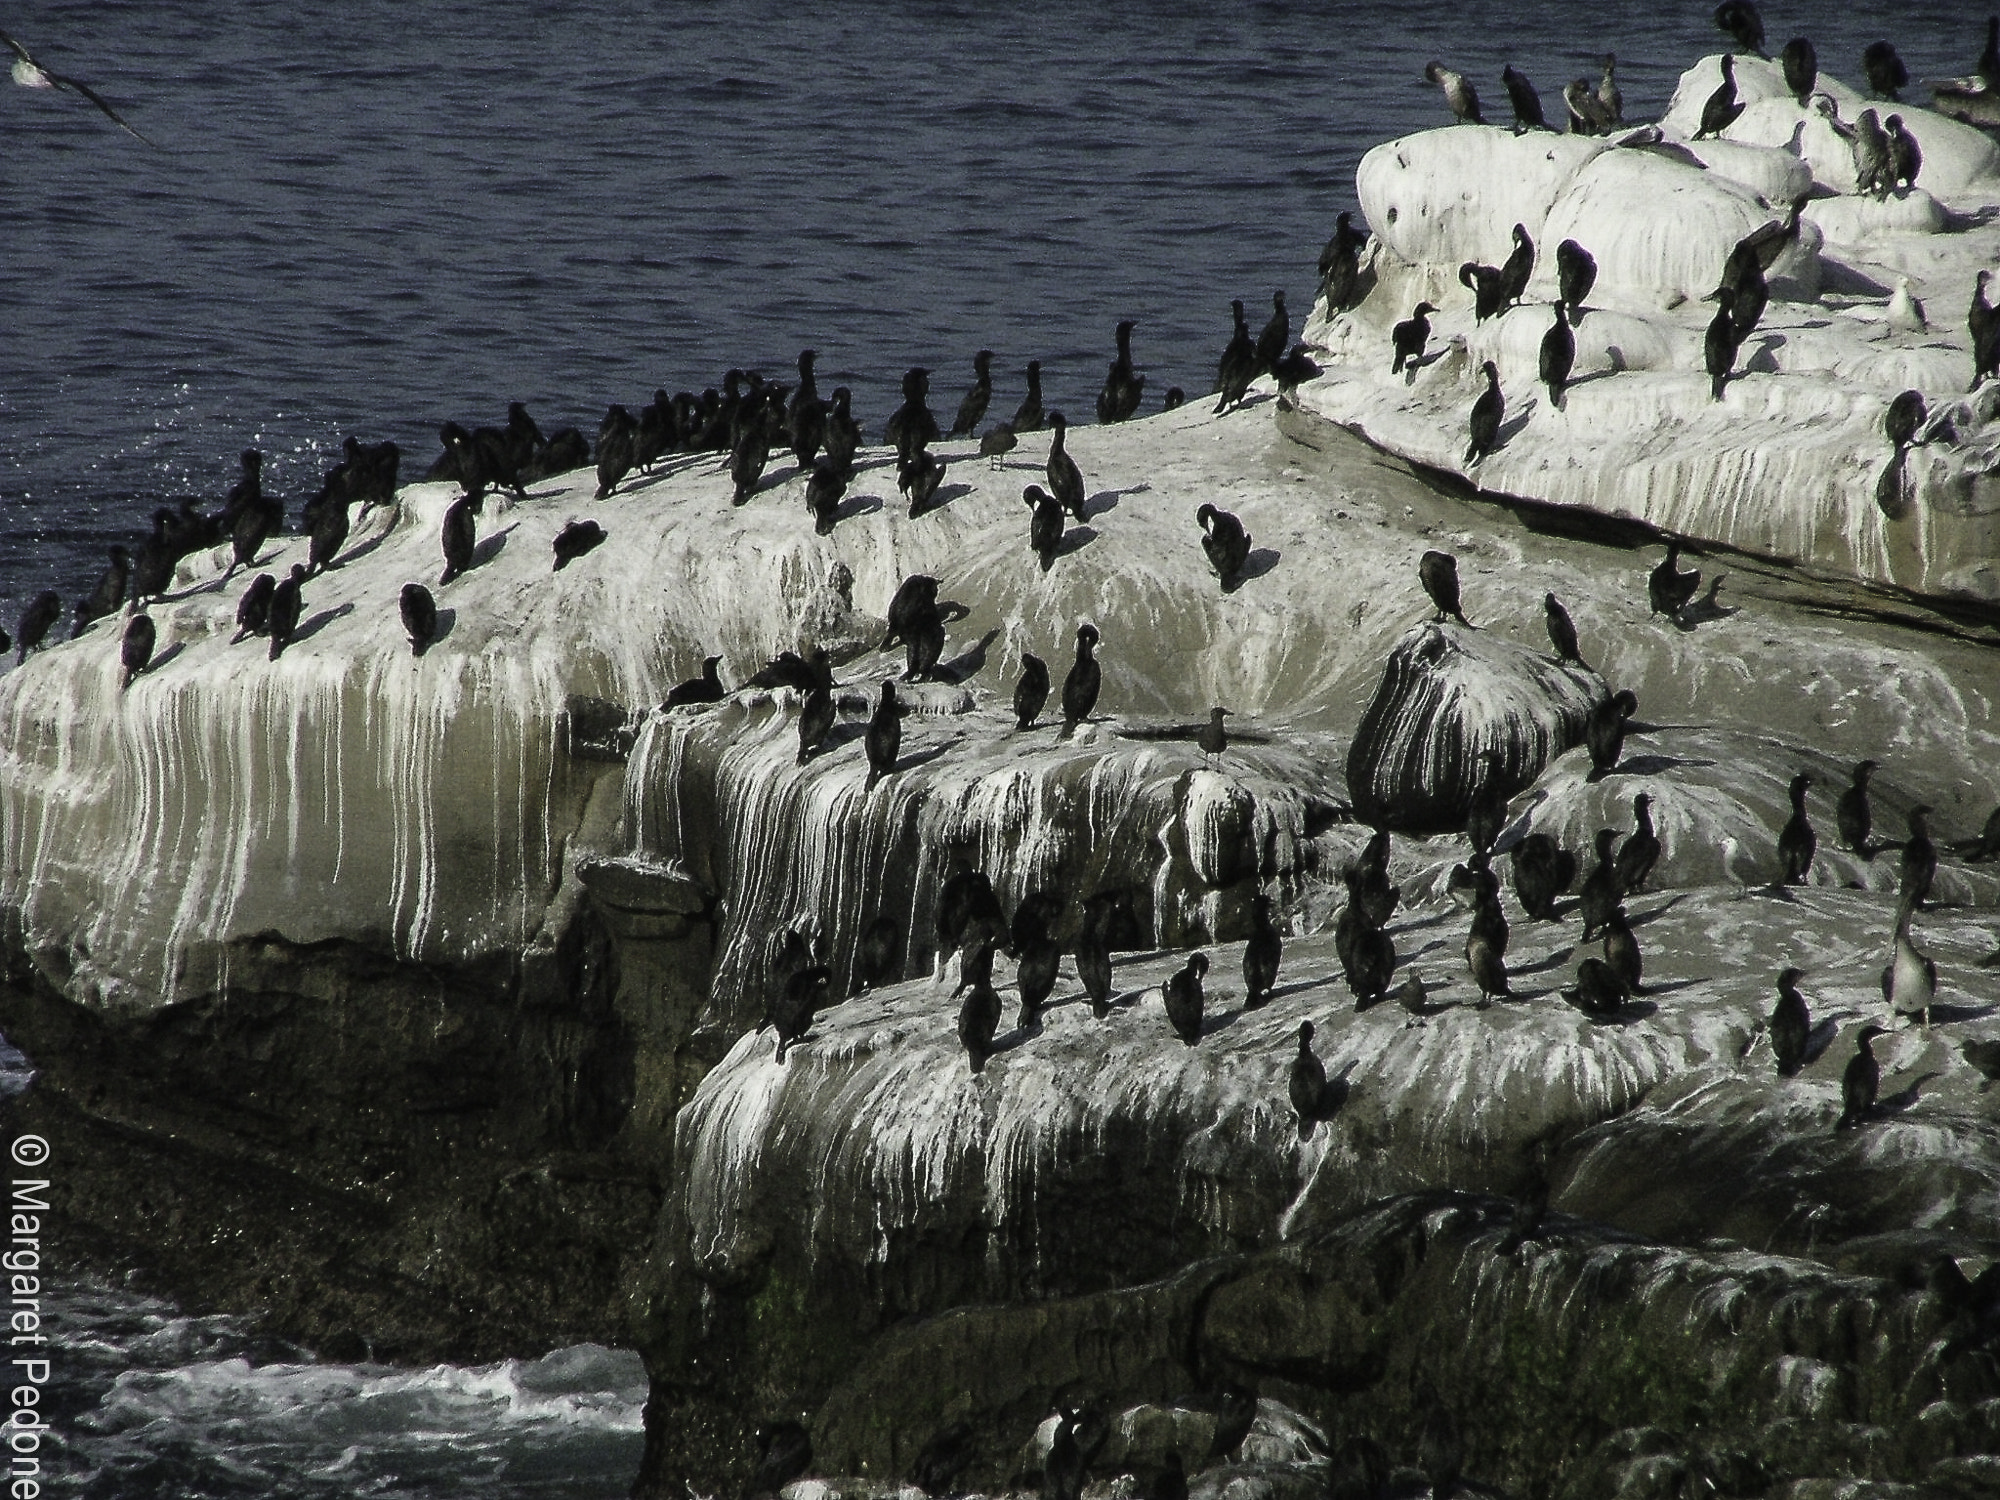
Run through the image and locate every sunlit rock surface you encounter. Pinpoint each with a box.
[1342,620,1601,831]
[1306,57,2000,604]
[4,346,2000,1497]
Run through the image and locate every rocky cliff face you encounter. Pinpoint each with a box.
[2,346,1997,1498]
[1306,54,2000,604]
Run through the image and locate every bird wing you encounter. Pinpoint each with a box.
[50,65,152,143]
[0,26,34,66]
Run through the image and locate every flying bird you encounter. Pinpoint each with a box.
[1,26,152,143]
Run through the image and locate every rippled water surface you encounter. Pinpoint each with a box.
[0,0,1977,630]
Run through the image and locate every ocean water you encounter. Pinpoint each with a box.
[0,0,1986,1493]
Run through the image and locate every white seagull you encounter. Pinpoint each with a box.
[1,26,151,143]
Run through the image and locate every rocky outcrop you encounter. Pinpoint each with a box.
[640,884,2000,1494]
[1303,57,2000,604]
[1343,621,1601,832]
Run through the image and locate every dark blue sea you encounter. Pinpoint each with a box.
[0,0,1979,1493]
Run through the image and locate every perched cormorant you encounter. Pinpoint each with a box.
[748,646,833,693]
[1196,503,1251,588]
[1041,1402,1090,1500]
[1564,78,1616,135]
[1502,65,1549,132]
[1467,932,1512,1006]
[1244,893,1283,1008]
[979,421,1018,466]
[865,682,902,790]
[767,966,832,1063]
[1852,109,1894,200]
[807,459,847,535]
[1013,653,1050,730]
[1649,541,1701,619]
[1060,623,1101,737]
[730,417,772,506]
[1510,832,1577,920]
[1459,259,1506,324]
[1045,411,1086,519]
[232,573,277,643]
[1706,287,1741,400]
[1014,922,1063,1030]
[1886,390,1928,452]
[1096,321,1144,424]
[1899,805,1937,908]
[1714,3,1767,59]
[71,546,131,638]
[1392,302,1436,375]
[1465,750,1510,855]
[1884,896,1938,1031]
[1695,54,1744,140]
[1544,592,1584,665]
[118,613,155,691]
[1216,298,1264,412]
[1771,968,1811,1076]
[880,575,940,652]
[398,582,436,658]
[15,590,62,663]
[1862,40,1907,100]
[1354,829,1400,927]
[1013,361,1045,433]
[1779,36,1817,105]
[1198,706,1230,762]
[1603,906,1643,994]
[1424,60,1483,124]
[901,604,950,683]
[1497,224,1535,309]
[1465,361,1504,466]
[898,448,947,517]
[1254,291,1289,376]
[1578,828,1623,940]
[551,519,605,571]
[1419,549,1471,626]
[1026,485,1065,572]
[957,940,1003,1074]
[1289,1020,1328,1134]
[1563,956,1627,1016]
[851,915,900,995]
[823,387,862,479]
[796,683,836,765]
[787,350,825,469]
[267,564,307,661]
[439,496,477,586]
[1835,1023,1889,1131]
[1271,344,1321,407]
[1972,272,2000,391]
[1556,239,1597,320]
[595,404,637,499]
[1778,772,1816,884]
[1075,896,1116,1017]
[665,656,725,707]
[885,367,941,460]
[949,350,995,438]
[1883,115,1921,191]
[1614,793,1661,893]
[1598,54,1622,124]
[1163,952,1209,1045]
[1541,302,1576,409]
[1319,213,1365,311]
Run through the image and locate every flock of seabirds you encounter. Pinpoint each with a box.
[9,7,2000,1494]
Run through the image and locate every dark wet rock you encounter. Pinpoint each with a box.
[1345,623,1602,833]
